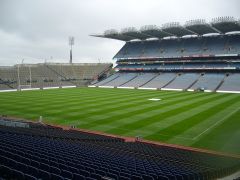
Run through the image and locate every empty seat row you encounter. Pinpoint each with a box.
[0,120,239,180]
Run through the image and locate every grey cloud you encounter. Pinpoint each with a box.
[0,0,239,65]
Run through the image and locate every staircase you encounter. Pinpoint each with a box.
[45,65,77,86]
[161,74,178,88]
[120,75,138,86]
[140,74,160,87]
[186,74,202,90]
[0,79,14,89]
[214,74,227,92]
[99,74,120,86]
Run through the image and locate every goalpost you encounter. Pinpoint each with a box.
[17,64,32,91]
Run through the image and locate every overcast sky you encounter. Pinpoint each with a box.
[0,0,239,66]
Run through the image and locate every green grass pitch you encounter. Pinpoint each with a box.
[0,87,240,154]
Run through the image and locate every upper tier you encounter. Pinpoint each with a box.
[114,35,240,60]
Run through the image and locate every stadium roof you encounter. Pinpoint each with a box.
[162,22,196,36]
[211,17,240,33]
[121,27,152,40]
[91,17,240,41]
[140,25,173,39]
[185,19,220,34]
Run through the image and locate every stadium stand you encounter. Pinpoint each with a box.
[93,73,120,86]
[190,73,225,91]
[141,73,176,89]
[164,73,199,90]
[218,74,240,91]
[0,63,112,90]
[103,73,138,87]
[0,118,239,179]
[120,73,156,87]
[93,17,240,93]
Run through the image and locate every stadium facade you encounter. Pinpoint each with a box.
[92,17,240,93]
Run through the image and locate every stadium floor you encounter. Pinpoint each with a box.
[0,87,239,155]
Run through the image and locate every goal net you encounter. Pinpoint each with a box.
[18,85,32,90]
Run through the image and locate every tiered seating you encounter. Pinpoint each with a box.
[94,73,120,86]
[164,73,199,90]
[121,73,156,87]
[115,35,240,59]
[29,65,61,88]
[141,41,161,58]
[228,36,240,53]
[218,74,240,91]
[96,72,240,92]
[104,73,137,87]
[181,38,203,56]
[0,84,10,90]
[94,33,240,92]
[191,73,225,91]
[0,120,239,179]
[0,126,123,143]
[0,63,112,90]
[140,73,176,89]
[0,67,17,89]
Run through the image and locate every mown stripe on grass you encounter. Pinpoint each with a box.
[91,93,215,133]
[161,103,240,146]
[79,92,208,129]
[0,88,162,117]
[122,94,239,139]
[105,93,224,135]
[192,108,240,154]
[58,90,181,117]
[147,94,238,142]
[171,100,240,145]
[53,91,181,122]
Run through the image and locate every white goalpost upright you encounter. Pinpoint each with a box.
[17,62,32,91]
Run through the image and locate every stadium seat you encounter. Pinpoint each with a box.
[50,166,61,175]
[90,173,102,180]
[0,120,239,180]
[51,173,65,180]
[24,174,38,180]
[73,173,85,180]
[38,169,51,179]
[61,169,73,179]
[11,169,25,179]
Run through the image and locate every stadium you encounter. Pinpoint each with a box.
[1,15,240,180]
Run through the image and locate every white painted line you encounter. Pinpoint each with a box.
[117,86,135,89]
[217,90,240,94]
[43,87,60,89]
[193,108,240,140]
[138,87,157,90]
[21,88,40,91]
[88,85,96,87]
[148,98,161,101]
[161,88,183,91]
[0,89,17,92]
[204,90,212,93]
[62,86,77,88]
[98,86,114,88]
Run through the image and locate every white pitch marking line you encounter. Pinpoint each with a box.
[149,98,161,101]
[193,108,240,140]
